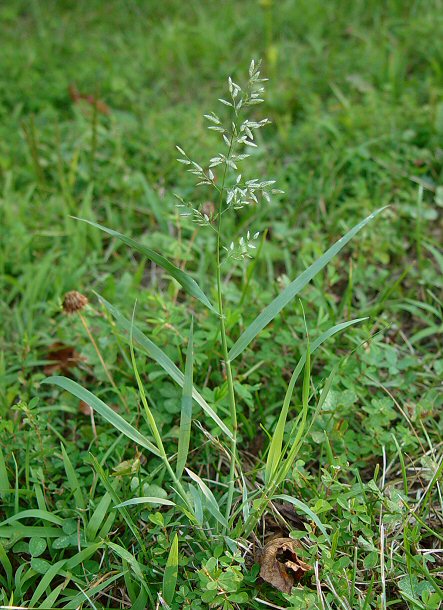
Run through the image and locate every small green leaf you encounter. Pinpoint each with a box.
[30,557,51,574]
[0,446,9,499]
[29,537,46,557]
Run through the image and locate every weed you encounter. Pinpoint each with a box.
[1,2,442,608]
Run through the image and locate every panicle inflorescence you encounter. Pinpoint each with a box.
[175,59,283,260]
[224,230,261,261]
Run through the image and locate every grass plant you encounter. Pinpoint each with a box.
[0,1,442,608]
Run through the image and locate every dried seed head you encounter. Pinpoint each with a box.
[62,291,88,314]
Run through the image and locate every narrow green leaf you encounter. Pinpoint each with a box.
[276,344,311,484]
[229,207,386,360]
[86,491,114,542]
[306,366,337,435]
[265,318,366,484]
[176,320,194,479]
[0,509,64,527]
[39,582,65,608]
[75,218,216,312]
[60,443,86,511]
[0,446,9,499]
[98,295,233,440]
[65,542,103,570]
[88,453,147,554]
[0,525,61,539]
[44,376,161,457]
[273,494,330,542]
[107,541,144,579]
[114,497,175,508]
[163,533,179,606]
[30,559,66,606]
[62,571,123,608]
[186,468,228,528]
[0,542,12,585]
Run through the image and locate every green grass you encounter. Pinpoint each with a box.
[0,1,442,608]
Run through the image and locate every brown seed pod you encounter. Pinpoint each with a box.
[62,291,88,314]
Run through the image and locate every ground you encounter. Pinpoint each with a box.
[0,1,442,609]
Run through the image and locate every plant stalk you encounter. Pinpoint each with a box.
[215,137,238,528]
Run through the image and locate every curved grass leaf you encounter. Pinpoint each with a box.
[163,533,179,606]
[265,317,367,484]
[44,377,161,457]
[86,491,114,542]
[0,509,64,527]
[98,295,233,440]
[176,320,194,479]
[75,218,216,313]
[273,494,330,542]
[186,468,228,528]
[229,207,386,361]
[114,497,175,508]
[107,541,144,580]
[0,543,12,585]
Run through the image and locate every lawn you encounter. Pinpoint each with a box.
[0,1,442,608]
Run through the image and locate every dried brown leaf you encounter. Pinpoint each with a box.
[259,537,311,594]
[44,342,84,375]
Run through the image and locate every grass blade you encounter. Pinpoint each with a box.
[163,532,179,606]
[88,453,147,554]
[274,494,331,542]
[0,542,12,586]
[86,491,114,542]
[114,496,175,508]
[265,318,366,484]
[176,319,194,479]
[44,376,161,457]
[0,509,64,527]
[273,343,311,491]
[107,541,145,580]
[98,295,233,440]
[0,525,61,539]
[186,468,228,528]
[30,559,66,606]
[229,207,386,361]
[61,443,86,511]
[0,446,9,499]
[75,218,217,312]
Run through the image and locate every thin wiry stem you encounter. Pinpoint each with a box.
[215,134,238,529]
[79,312,130,414]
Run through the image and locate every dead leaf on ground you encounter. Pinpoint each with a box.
[259,537,312,594]
[44,343,84,375]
